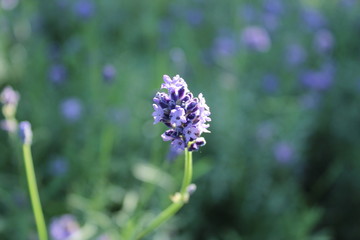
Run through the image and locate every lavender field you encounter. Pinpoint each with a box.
[1,0,360,239]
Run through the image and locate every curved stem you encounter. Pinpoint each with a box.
[136,202,183,240]
[136,149,193,240]
[22,144,48,240]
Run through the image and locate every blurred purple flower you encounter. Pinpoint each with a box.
[49,157,68,176]
[313,29,334,53]
[1,0,19,10]
[0,119,17,132]
[185,9,204,26]
[263,0,284,15]
[301,7,326,30]
[0,86,20,106]
[241,26,271,52]
[262,74,279,93]
[50,214,80,240]
[60,98,83,122]
[300,64,334,91]
[274,142,293,163]
[285,43,307,66]
[213,35,237,57]
[102,64,116,83]
[74,0,94,19]
[49,64,67,84]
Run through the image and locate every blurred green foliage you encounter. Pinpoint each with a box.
[1,0,360,239]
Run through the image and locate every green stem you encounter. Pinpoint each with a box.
[22,144,48,240]
[181,149,193,195]
[136,202,183,240]
[136,149,193,240]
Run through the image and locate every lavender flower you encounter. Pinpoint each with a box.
[1,86,20,118]
[60,98,83,122]
[73,0,94,19]
[313,29,334,53]
[49,64,67,84]
[274,142,294,163]
[300,64,334,91]
[102,64,116,83]
[1,0,19,10]
[152,75,211,152]
[0,119,17,132]
[301,7,326,30]
[0,86,20,106]
[241,26,271,52]
[19,121,33,145]
[50,214,80,240]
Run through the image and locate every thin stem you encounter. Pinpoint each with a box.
[180,149,189,194]
[180,149,192,195]
[136,202,183,240]
[136,150,193,240]
[22,144,48,240]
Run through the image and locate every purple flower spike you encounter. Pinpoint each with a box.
[50,214,80,240]
[241,26,271,52]
[152,74,211,152]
